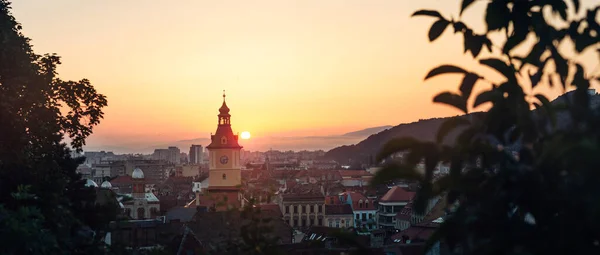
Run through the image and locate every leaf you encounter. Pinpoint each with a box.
[480,58,516,83]
[370,162,423,186]
[436,117,471,144]
[550,0,568,20]
[460,73,480,99]
[535,94,557,127]
[412,10,443,18]
[453,21,467,33]
[473,90,497,108]
[572,0,581,13]
[433,92,468,113]
[460,0,476,16]
[425,65,468,80]
[529,69,543,88]
[485,0,510,31]
[429,19,450,41]
[503,1,530,54]
[376,137,421,162]
[551,46,568,87]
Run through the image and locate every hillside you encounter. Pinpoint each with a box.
[325,90,600,164]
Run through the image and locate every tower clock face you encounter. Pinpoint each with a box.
[220,155,229,164]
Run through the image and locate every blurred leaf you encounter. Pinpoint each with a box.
[480,58,516,83]
[425,65,468,80]
[370,163,423,186]
[572,0,581,13]
[376,137,421,162]
[550,0,568,20]
[437,117,471,144]
[460,0,476,16]
[453,21,467,33]
[551,46,568,86]
[434,92,468,113]
[503,1,530,54]
[485,0,510,31]
[412,10,443,18]
[535,94,557,127]
[429,19,450,41]
[460,73,480,99]
[473,90,497,108]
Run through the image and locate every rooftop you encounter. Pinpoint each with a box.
[380,186,415,203]
[325,204,353,215]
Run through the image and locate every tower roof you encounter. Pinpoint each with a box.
[207,91,242,150]
[218,90,230,116]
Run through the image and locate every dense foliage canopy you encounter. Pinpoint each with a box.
[0,0,112,254]
[373,0,600,254]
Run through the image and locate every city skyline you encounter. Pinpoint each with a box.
[10,0,597,152]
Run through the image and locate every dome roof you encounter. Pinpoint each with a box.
[132,168,145,179]
[100,181,112,189]
[85,179,99,188]
[219,101,230,115]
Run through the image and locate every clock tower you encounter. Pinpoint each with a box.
[205,91,243,208]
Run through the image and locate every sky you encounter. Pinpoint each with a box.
[10,0,598,152]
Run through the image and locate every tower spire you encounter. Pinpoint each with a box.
[223,90,226,102]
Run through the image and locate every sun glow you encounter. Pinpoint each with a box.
[241,131,251,140]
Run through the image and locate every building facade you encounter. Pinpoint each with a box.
[339,191,377,231]
[194,92,243,211]
[280,194,325,228]
[324,204,354,228]
[189,145,203,165]
[377,186,414,230]
[121,168,160,220]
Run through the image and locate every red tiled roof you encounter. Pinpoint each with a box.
[380,186,415,203]
[338,170,371,178]
[110,175,133,185]
[325,204,353,215]
[341,191,376,211]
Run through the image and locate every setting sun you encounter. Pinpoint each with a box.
[241,131,251,140]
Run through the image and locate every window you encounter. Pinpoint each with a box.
[335,220,340,228]
[310,205,314,213]
[318,205,322,213]
[302,205,306,213]
[293,219,298,227]
[285,206,289,214]
[222,174,226,180]
[346,221,350,228]
[369,213,373,219]
[359,200,363,208]
[318,219,322,226]
[329,197,334,204]
[356,214,360,219]
[301,219,306,226]
[329,221,333,227]
[137,208,145,219]
[362,213,366,220]
[365,200,369,208]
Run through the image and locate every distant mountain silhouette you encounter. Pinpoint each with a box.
[342,125,393,137]
[89,126,392,154]
[325,90,600,164]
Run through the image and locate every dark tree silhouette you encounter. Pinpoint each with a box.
[373,0,600,254]
[0,0,110,254]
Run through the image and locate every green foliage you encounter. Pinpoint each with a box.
[0,0,110,254]
[375,0,600,254]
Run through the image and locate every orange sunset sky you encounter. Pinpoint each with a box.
[10,0,598,152]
